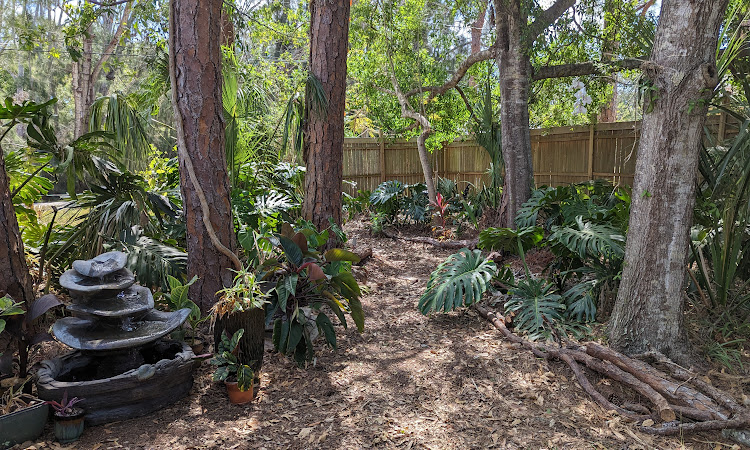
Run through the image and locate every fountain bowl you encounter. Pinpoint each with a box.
[36,340,196,425]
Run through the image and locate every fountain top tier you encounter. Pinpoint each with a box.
[53,251,190,352]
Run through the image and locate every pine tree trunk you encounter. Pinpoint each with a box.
[0,153,34,305]
[302,0,350,241]
[213,308,265,378]
[495,2,534,228]
[170,0,237,312]
[609,0,728,365]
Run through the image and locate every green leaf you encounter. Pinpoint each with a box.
[213,366,230,382]
[272,319,282,349]
[322,291,348,328]
[229,328,245,351]
[286,321,303,354]
[478,226,544,254]
[276,274,298,312]
[349,298,365,332]
[418,249,498,315]
[324,248,361,263]
[237,365,254,391]
[277,320,290,352]
[316,313,337,349]
[0,319,5,334]
[279,235,303,266]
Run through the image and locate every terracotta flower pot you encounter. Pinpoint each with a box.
[53,407,85,443]
[224,381,253,404]
[188,336,206,354]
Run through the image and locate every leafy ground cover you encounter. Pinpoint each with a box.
[21,220,748,449]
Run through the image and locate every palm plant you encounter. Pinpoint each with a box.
[89,93,151,171]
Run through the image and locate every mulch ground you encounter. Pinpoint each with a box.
[15,220,748,449]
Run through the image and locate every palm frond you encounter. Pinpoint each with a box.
[306,72,329,120]
[418,249,498,314]
[89,93,151,170]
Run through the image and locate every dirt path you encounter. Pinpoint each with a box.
[29,221,738,449]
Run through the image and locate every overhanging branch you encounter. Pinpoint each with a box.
[529,0,576,42]
[403,45,498,99]
[532,58,645,81]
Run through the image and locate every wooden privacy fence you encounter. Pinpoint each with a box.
[342,114,740,195]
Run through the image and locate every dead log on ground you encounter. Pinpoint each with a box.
[474,303,750,437]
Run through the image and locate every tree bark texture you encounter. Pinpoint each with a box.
[609,0,728,364]
[0,153,34,305]
[302,0,350,239]
[494,0,534,228]
[171,0,238,312]
[213,308,265,378]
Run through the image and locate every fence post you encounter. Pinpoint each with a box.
[379,134,386,183]
[588,124,595,180]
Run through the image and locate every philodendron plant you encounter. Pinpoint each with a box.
[259,224,364,365]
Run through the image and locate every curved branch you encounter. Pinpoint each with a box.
[90,1,133,88]
[528,0,576,43]
[403,45,498,99]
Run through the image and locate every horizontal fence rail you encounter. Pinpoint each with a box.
[342,115,740,195]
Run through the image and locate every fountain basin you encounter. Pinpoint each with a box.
[53,309,191,351]
[60,268,135,297]
[66,285,155,319]
[36,341,196,425]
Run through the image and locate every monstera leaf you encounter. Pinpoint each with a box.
[418,249,498,314]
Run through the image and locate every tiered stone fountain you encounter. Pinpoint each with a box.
[36,252,196,425]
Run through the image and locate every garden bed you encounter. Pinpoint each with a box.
[19,219,749,449]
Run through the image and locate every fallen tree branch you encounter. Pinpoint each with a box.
[473,303,750,437]
[381,228,478,249]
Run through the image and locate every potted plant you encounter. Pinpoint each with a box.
[0,378,49,448]
[45,390,85,443]
[161,275,209,353]
[212,268,269,378]
[259,223,365,365]
[210,329,254,404]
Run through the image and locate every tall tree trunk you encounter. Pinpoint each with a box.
[170,0,238,312]
[599,0,618,123]
[302,0,350,240]
[609,0,727,365]
[73,33,94,138]
[0,153,34,305]
[72,2,132,138]
[495,1,534,228]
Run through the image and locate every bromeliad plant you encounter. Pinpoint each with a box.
[259,224,364,365]
[45,390,84,417]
